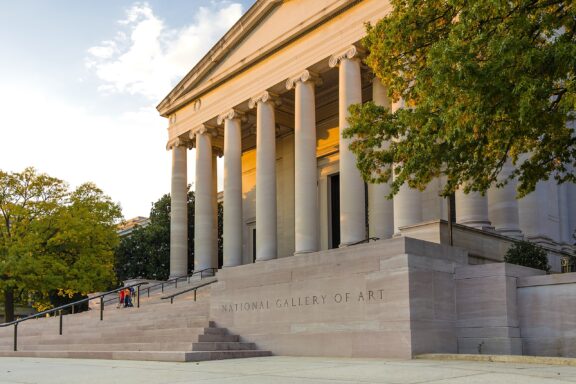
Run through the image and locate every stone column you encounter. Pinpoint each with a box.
[193,126,214,272]
[391,99,422,235]
[330,46,366,245]
[287,70,321,253]
[488,160,523,239]
[212,153,219,268]
[249,91,278,261]
[455,189,492,230]
[169,139,188,278]
[218,109,244,267]
[368,77,394,240]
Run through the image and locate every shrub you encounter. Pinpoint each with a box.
[504,240,550,273]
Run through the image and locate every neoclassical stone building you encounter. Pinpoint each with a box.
[157,0,575,279]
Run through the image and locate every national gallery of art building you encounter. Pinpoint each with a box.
[156,0,576,358]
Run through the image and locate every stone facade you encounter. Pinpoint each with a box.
[156,1,576,358]
[157,0,575,278]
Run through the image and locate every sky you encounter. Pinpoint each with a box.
[0,0,255,219]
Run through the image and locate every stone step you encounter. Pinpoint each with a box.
[198,333,239,342]
[11,341,196,352]
[192,342,256,351]
[0,349,272,362]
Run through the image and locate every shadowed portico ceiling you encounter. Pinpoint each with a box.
[156,0,363,117]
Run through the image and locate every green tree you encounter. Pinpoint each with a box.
[115,189,223,282]
[0,168,121,321]
[504,240,550,272]
[344,0,576,198]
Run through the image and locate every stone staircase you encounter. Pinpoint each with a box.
[0,282,271,362]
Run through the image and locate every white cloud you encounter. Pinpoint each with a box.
[86,2,243,100]
[0,85,173,219]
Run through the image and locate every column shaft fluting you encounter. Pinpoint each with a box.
[223,114,243,266]
[293,76,319,253]
[368,78,394,240]
[255,96,277,261]
[170,144,188,278]
[337,57,366,245]
[194,132,213,271]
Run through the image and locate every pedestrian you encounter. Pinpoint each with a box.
[118,288,125,309]
[124,287,133,307]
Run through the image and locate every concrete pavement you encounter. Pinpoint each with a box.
[1,356,576,383]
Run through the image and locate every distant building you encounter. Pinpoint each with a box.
[117,216,150,237]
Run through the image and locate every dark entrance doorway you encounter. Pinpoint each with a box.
[329,173,340,249]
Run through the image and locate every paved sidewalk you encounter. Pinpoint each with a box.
[1,356,576,383]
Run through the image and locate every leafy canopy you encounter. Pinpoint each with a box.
[344,0,576,197]
[115,189,223,282]
[0,168,121,319]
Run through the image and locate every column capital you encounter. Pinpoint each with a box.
[286,70,322,90]
[166,137,192,150]
[248,91,281,109]
[190,124,218,138]
[329,45,364,68]
[217,109,246,125]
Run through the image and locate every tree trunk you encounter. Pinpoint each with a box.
[4,288,15,322]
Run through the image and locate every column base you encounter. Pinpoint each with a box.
[496,229,523,240]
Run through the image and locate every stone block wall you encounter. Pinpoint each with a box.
[210,237,467,358]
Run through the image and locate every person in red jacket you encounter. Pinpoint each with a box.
[118,289,125,309]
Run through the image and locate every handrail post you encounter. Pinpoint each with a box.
[100,296,104,321]
[13,323,18,352]
[71,304,75,314]
[59,310,63,335]
[147,287,150,298]
[175,278,178,288]
[194,290,197,302]
[170,297,173,304]
[137,285,140,308]
[161,283,164,293]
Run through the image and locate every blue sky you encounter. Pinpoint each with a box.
[0,0,255,219]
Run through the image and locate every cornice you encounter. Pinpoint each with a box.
[157,0,363,117]
[285,70,322,90]
[157,0,283,114]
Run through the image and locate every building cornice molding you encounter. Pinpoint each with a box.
[286,70,322,90]
[157,0,363,117]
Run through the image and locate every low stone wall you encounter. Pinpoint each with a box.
[209,235,576,359]
[517,273,576,357]
[210,237,467,358]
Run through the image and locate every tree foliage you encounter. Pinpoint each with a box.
[344,0,576,197]
[0,168,121,321]
[115,190,223,282]
[504,240,551,272]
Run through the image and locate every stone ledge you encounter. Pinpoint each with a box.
[416,353,576,366]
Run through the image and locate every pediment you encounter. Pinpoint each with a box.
[157,0,355,116]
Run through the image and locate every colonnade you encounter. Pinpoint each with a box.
[168,44,571,278]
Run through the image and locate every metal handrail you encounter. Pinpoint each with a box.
[0,282,147,352]
[140,267,218,298]
[161,279,218,304]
